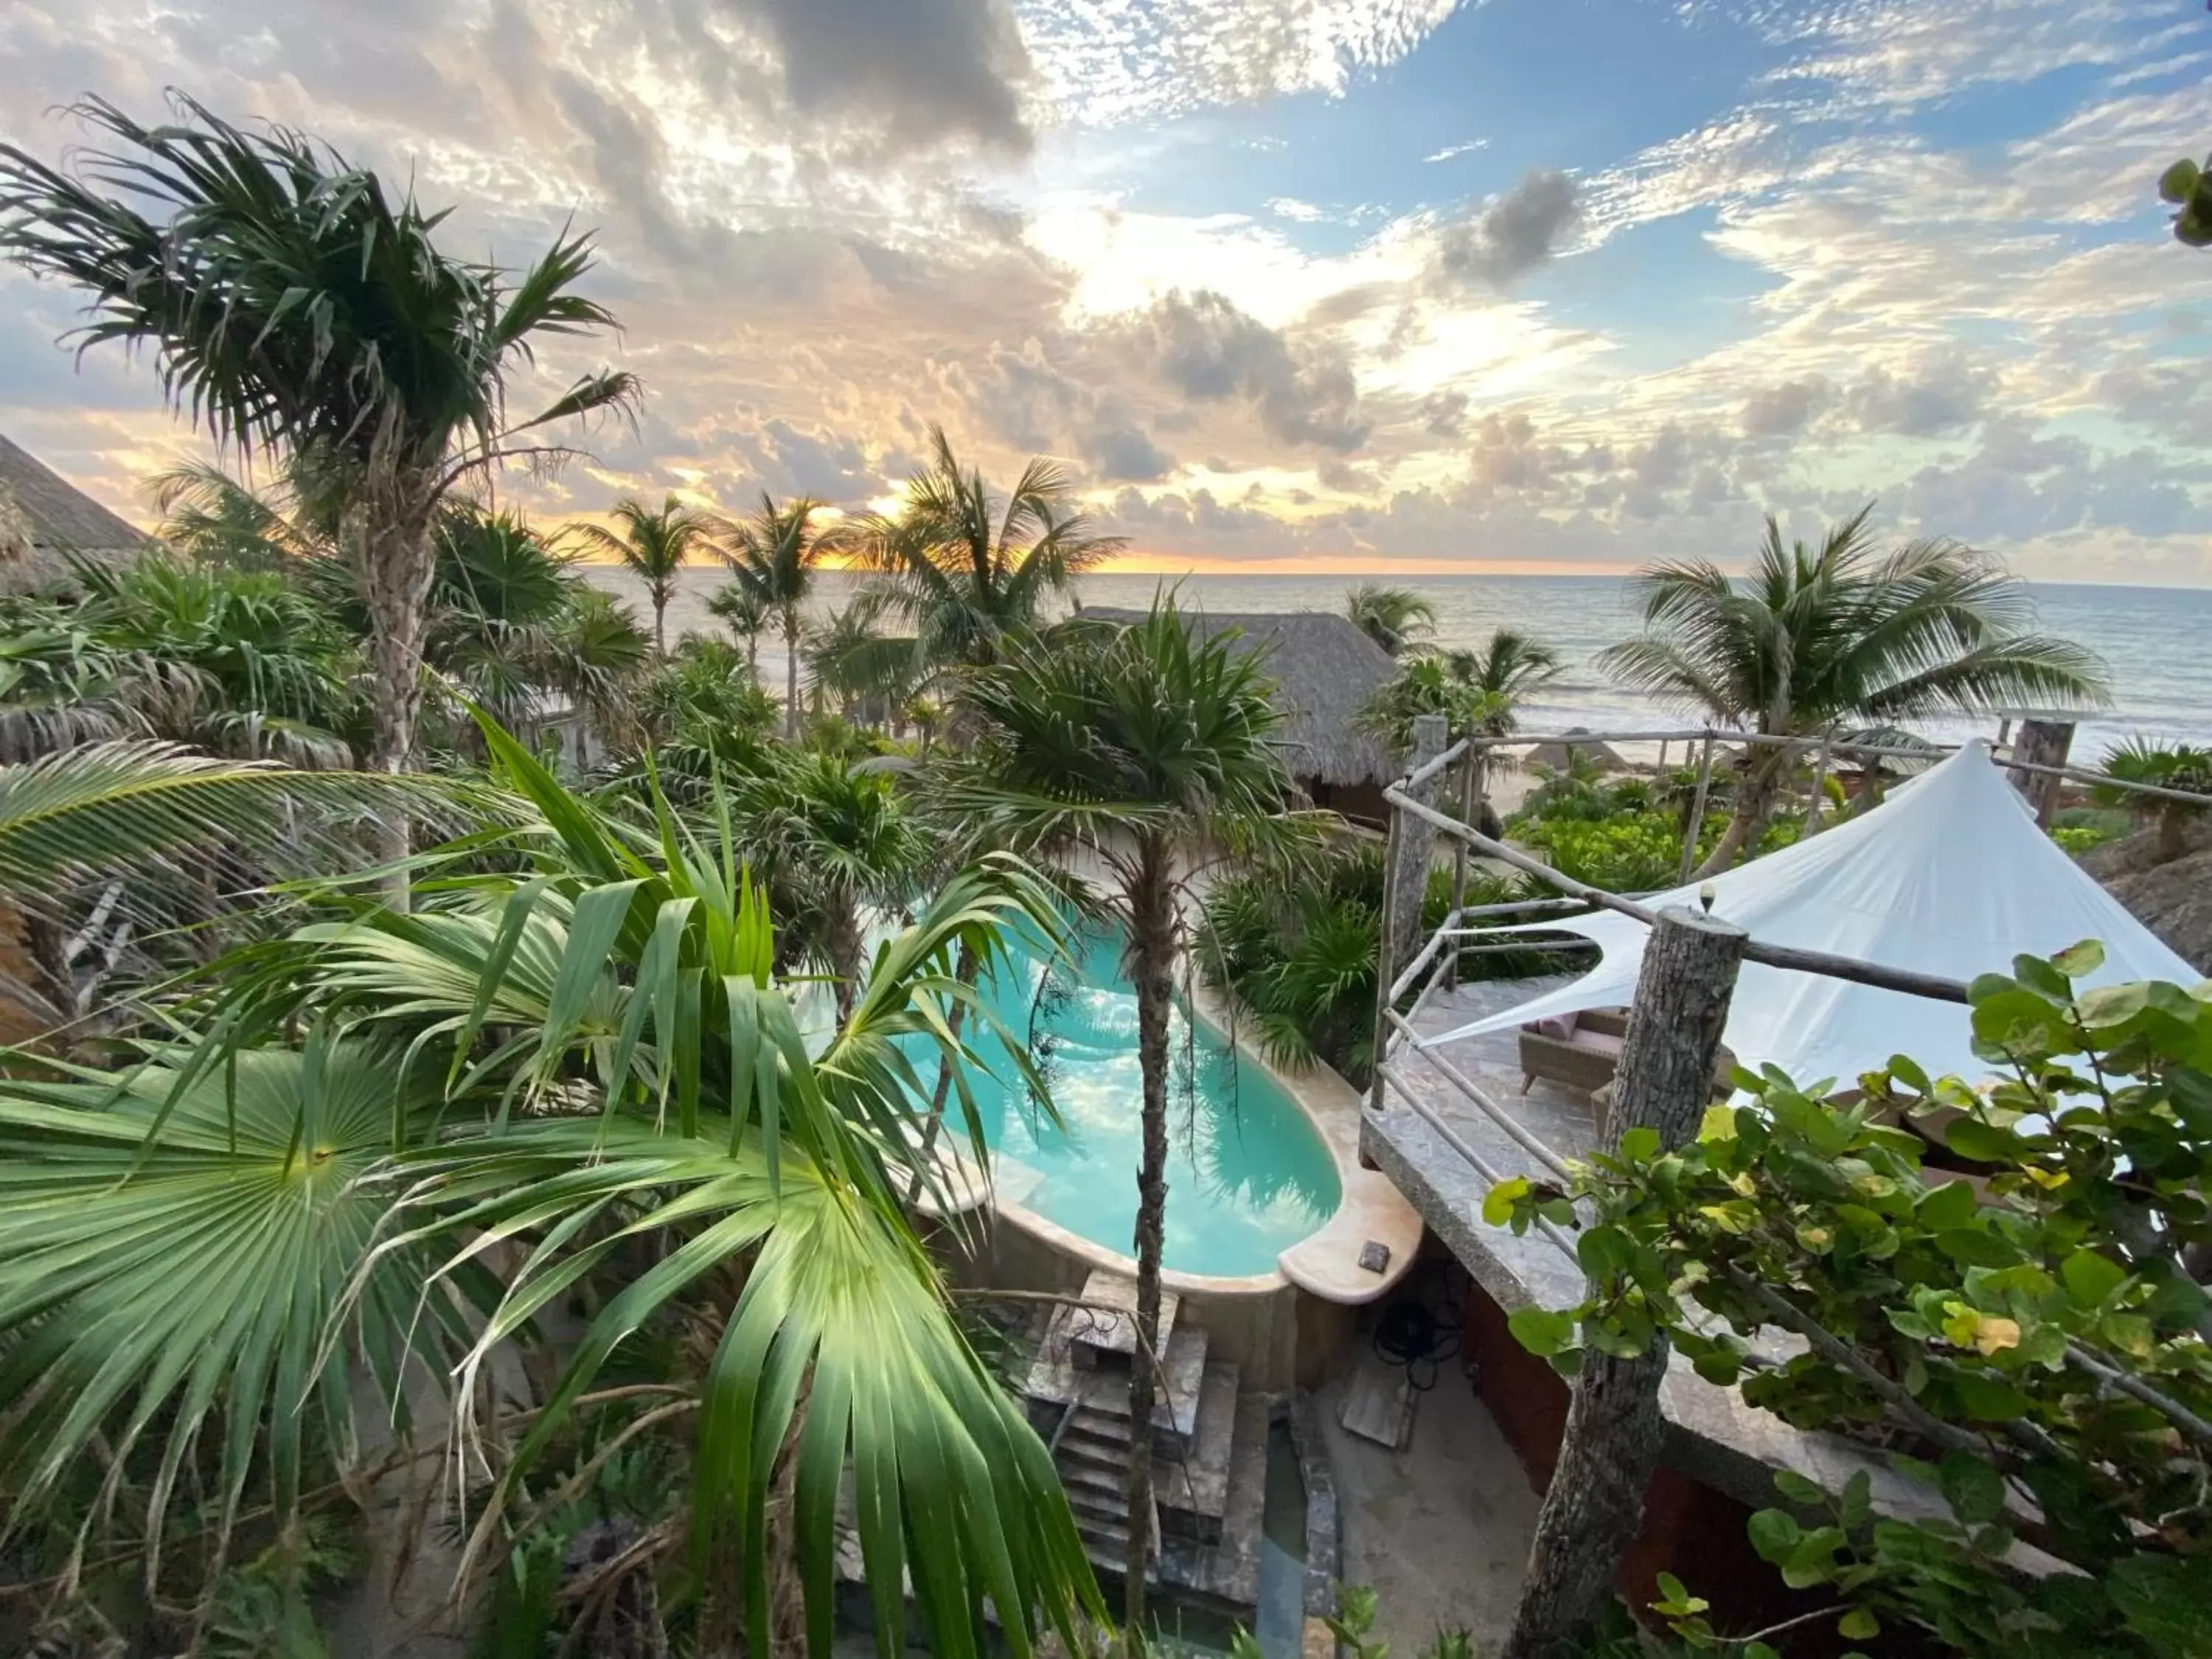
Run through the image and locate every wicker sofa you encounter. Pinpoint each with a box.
[1517,1009,1632,1096]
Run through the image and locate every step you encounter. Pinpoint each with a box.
[1069,1268,1179,1368]
[1155,1363,1240,1545]
[1063,1325,1211,1456]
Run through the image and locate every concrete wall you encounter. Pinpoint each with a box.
[1458,1279,1837,1645]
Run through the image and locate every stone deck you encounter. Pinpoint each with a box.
[1365,973,1964,1524]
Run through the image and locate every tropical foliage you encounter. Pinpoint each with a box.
[0,94,638,775]
[1492,945,2212,1658]
[0,722,1100,1655]
[862,425,1124,672]
[2161,153,2212,247]
[2095,737,2212,863]
[1345,582,1438,657]
[942,599,1304,1625]
[1599,509,2108,876]
[1200,842,1554,1086]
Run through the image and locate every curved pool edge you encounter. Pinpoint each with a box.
[1183,982,1424,1307]
[927,978,1423,1304]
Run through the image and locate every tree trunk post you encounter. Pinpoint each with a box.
[1503,908,1747,1659]
[1444,734,1487,991]
[1369,715,1449,1113]
[1675,734,1716,886]
[1123,834,1178,1631]
[1804,734,1832,837]
[785,611,802,740]
[2006,717,2075,828]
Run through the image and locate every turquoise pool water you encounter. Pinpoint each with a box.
[945,925,1341,1279]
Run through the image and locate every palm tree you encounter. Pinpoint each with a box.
[577,494,715,656]
[1345,582,1438,657]
[7,720,1100,1652]
[728,495,838,737]
[0,95,638,781]
[1599,509,2110,877]
[2096,737,2212,863]
[1441,627,1563,737]
[805,588,927,730]
[944,599,1308,1627]
[706,576,773,681]
[864,425,1124,675]
[1357,655,1506,757]
[741,746,930,1017]
[425,505,650,752]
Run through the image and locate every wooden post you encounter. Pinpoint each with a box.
[1445,735,1487,992]
[1804,734,1832,837]
[1676,733,1716,886]
[1503,908,1748,1659]
[2007,718,2076,828]
[1369,716,1448,1113]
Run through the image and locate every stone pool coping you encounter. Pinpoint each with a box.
[927,974,1423,1305]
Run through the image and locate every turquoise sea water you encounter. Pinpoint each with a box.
[945,924,1341,1279]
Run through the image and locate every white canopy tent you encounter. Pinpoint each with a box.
[1425,739,2200,1089]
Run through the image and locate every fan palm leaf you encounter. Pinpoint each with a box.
[0,1038,491,1573]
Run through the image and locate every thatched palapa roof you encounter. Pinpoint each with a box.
[1523,728,1627,772]
[0,433,153,588]
[1077,605,1398,787]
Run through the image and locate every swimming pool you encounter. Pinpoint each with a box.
[942,925,1342,1279]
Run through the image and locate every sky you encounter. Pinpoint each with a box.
[1,0,2210,581]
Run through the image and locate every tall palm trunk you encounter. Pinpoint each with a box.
[652,599,667,658]
[1122,833,1175,1632]
[745,635,759,684]
[826,891,863,1023]
[1691,748,1784,879]
[344,480,438,905]
[783,609,801,740]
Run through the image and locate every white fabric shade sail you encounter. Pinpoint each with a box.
[1425,740,2201,1091]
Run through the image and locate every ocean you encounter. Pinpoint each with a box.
[580,567,2212,762]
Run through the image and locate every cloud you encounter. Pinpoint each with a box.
[1082,425,1177,482]
[1432,170,1580,288]
[1844,355,1997,437]
[1424,138,1490,163]
[1141,291,1371,453]
[1419,389,1470,437]
[1741,378,1830,438]
[1023,0,1473,125]
[714,0,1033,154]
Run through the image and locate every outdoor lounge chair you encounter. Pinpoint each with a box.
[1517,1009,1631,1096]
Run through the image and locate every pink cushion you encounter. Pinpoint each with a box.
[1570,1029,1624,1057]
[1528,1015,1576,1040]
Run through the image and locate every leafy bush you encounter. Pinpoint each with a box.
[1198,845,1565,1085]
[2052,823,2118,857]
[1494,944,2212,1657]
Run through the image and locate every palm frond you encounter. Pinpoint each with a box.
[0,740,448,891]
[0,1040,490,1571]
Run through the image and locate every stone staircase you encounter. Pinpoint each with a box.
[1022,1270,1254,1604]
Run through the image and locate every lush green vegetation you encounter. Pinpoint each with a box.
[0,86,2172,1659]
[1598,509,2108,877]
[1494,945,2212,1657]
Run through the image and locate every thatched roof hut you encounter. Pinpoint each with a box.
[1523,728,1627,772]
[0,433,152,588]
[1077,605,1399,818]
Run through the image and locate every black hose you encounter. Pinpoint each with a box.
[1371,1262,1465,1392]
